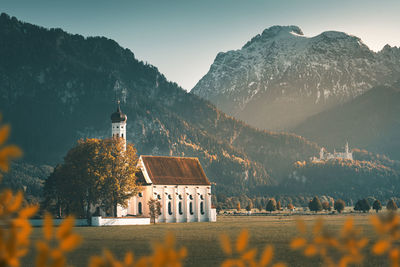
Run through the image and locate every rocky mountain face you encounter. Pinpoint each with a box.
[192,25,400,130]
[0,14,319,196]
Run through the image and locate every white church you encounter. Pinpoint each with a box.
[110,103,216,223]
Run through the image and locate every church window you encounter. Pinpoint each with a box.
[200,195,204,200]
[179,194,182,200]
[116,133,119,137]
[168,202,172,215]
[189,195,193,200]
[179,202,183,215]
[200,202,205,215]
[189,202,193,215]
[138,202,142,215]
[157,194,161,200]
[121,134,124,138]
[117,126,119,128]
[168,195,172,200]
[138,192,142,197]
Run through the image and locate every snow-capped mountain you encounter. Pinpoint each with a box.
[192,26,400,130]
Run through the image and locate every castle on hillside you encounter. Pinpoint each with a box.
[311,142,353,162]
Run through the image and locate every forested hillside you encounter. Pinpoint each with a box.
[293,86,400,160]
[0,13,318,196]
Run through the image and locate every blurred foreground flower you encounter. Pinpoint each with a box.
[220,229,286,267]
[290,217,368,267]
[0,190,38,267]
[35,213,82,267]
[89,232,187,267]
[0,115,22,174]
[371,213,400,267]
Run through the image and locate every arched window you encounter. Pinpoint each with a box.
[179,202,183,215]
[157,194,161,200]
[189,202,194,215]
[168,202,172,215]
[200,202,205,215]
[121,133,124,138]
[138,202,142,215]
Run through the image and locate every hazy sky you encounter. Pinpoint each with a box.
[2,0,400,90]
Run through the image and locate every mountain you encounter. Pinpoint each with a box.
[192,25,400,131]
[0,13,319,196]
[292,85,400,160]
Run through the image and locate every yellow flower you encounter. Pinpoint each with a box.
[290,218,368,267]
[89,232,187,267]
[35,213,82,267]
[371,213,400,267]
[220,229,286,267]
[0,190,38,267]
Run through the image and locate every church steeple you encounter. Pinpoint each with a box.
[111,100,127,150]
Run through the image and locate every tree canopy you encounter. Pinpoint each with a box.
[308,196,323,213]
[334,199,345,213]
[43,138,139,218]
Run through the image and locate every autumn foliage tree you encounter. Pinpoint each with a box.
[373,200,382,213]
[44,138,140,218]
[322,201,331,211]
[334,199,346,213]
[387,199,398,211]
[148,198,162,224]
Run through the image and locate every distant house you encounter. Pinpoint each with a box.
[110,102,216,222]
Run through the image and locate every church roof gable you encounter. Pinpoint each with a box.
[140,156,211,186]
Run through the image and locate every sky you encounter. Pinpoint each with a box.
[2,0,400,90]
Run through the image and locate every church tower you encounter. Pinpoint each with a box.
[111,101,127,151]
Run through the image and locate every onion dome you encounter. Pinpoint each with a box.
[111,102,127,123]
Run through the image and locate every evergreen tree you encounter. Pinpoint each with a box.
[266,198,277,213]
[308,196,323,213]
[373,200,382,213]
[354,199,371,213]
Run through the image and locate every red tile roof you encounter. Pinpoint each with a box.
[140,156,211,186]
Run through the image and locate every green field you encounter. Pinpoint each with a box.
[23,214,388,267]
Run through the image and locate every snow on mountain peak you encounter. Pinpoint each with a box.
[261,25,304,37]
[192,26,400,130]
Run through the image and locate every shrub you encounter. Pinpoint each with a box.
[322,201,331,211]
[334,199,346,213]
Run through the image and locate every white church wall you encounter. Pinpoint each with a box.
[91,216,150,226]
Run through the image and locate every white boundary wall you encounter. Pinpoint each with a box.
[91,216,150,226]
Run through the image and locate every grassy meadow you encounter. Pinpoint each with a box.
[23,214,388,267]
